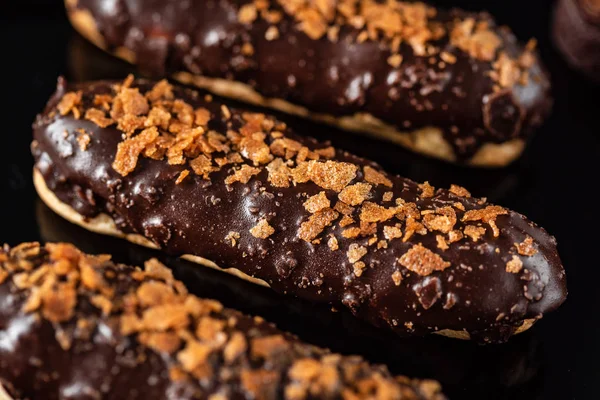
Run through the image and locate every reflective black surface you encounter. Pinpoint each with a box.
[1,1,597,399]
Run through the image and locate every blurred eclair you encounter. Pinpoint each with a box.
[65,0,551,166]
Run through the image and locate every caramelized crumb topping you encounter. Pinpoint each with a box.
[0,243,444,399]
[250,219,276,239]
[506,255,523,273]
[398,244,451,276]
[515,236,537,256]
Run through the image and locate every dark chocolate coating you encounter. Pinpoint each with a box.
[553,0,600,82]
[0,243,443,400]
[69,0,552,161]
[32,79,567,343]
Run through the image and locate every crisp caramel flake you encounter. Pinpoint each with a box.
[422,207,456,233]
[190,154,217,179]
[41,285,77,323]
[224,332,247,363]
[57,91,82,117]
[225,165,261,185]
[84,108,114,128]
[298,208,339,242]
[353,261,366,277]
[515,236,537,256]
[327,236,339,251]
[266,158,291,187]
[398,244,451,276]
[175,170,190,184]
[464,225,486,242]
[347,243,367,264]
[360,202,397,223]
[462,205,508,237]
[113,127,159,176]
[418,181,435,198]
[391,270,403,286]
[436,235,449,251]
[506,255,523,274]
[238,3,258,24]
[363,166,393,187]
[384,225,403,240]
[145,79,174,102]
[77,131,91,151]
[250,219,275,239]
[449,184,471,198]
[304,191,331,213]
[305,160,357,192]
[338,183,372,206]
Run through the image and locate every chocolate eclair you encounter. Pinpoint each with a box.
[32,77,566,343]
[65,0,551,166]
[553,0,600,82]
[0,242,445,399]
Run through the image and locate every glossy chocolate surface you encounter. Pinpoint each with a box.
[32,79,566,343]
[70,0,552,161]
[0,242,443,400]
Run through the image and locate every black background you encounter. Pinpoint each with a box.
[1,1,597,399]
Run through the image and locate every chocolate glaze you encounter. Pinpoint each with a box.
[70,0,552,161]
[32,79,567,343]
[0,243,443,400]
[553,0,600,82]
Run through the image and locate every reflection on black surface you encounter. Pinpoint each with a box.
[37,199,543,399]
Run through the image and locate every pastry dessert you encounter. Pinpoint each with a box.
[65,0,552,166]
[0,242,445,399]
[32,77,567,343]
[553,0,600,82]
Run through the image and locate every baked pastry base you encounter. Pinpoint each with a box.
[34,169,535,340]
[65,7,525,168]
[0,385,12,400]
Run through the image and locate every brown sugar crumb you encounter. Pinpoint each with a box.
[223,332,247,363]
[327,235,339,251]
[194,108,211,126]
[251,335,290,359]
[113,127,159,176]
[298,208,339,242]
[391,270,403,286]
[418,181,435,198]
[240,369,279,399]
[448,230,463,244]
[339,215,354,228]
[266,158,291,187]
[462,205,508,237]
[515,236,537,256]
[338,183,372,206]
[353,261,366,277]
[250,219,275,239]
[175,169,190,184]
[333,201,354,215]
[422,207,456,233]
[440,51,457,64]
[225,231,241,247]
[77,131,91,151]
[57,91,82,117]
[382,192,394,202]
[363,166,393,187]
[177,340,212,372]
[436,235,449,251]
[265,26,280,40]
[84,108,114,128]
[305,160,357,192]
[342,227,361,239]
[464,225,486,242]
[387,54,403,68]
[225,165,261,185]
[221,105,231,120]
[145,79,174,102]
[360,202,397,223]
[190,154,217,179]
[451,18,502,61]
[41,285,77,323]
[384,225,403,241]
[238,3,257,24]
[347,243,367,263]
[241,42,255,56]
[398,244,451,276]
[506,255,523,274]
[315,146,335,159]
[303,191,331,213]
[449,184,471,197]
